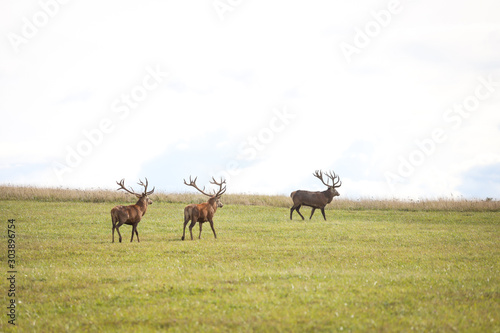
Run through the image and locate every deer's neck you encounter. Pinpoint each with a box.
[136,197,149,215]
[323,189,335,203]
[208,197,218,212]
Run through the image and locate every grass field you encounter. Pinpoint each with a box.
[1,193,499,332]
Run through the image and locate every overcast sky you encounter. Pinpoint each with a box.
[1,0,499,199]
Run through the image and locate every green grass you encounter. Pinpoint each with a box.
[1,200,499,332]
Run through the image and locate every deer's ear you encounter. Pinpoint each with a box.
[135,194,142,198]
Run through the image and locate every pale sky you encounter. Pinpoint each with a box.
[1,0,499,199]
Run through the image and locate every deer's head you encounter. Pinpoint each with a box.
[216,197,224,208]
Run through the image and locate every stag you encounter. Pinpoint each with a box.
[182,176,226,240]
[111,178,155,243]
[290,170,342,221]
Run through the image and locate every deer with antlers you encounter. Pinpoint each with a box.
[111,178,155,243]
[290,170,342,221]
[182,176,226,240]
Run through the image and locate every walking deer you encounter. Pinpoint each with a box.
[111,178,155,243]
[290,170,342,221]
[182,176,226,240]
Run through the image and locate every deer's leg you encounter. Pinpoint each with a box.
[198,222,203,239]
[295,205,305,220]
[115,225,123,243]
[130,225,135,242]
[182,218,189,241]
[134,224,140,242]
[209,219,217,239]
[291,205,304,220]
[188,220,196,240]
[320,208,327,221]
[111,212,116,243]
[309,208,316,220]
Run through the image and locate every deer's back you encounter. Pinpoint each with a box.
[111,204,142,224]
[197,202,215,222]
[291,190,329,208]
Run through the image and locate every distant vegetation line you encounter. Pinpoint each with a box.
[1,185,498,211]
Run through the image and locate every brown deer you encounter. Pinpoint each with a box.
[111,178,155,243]
[182,176,226,240]
[290,170,342,221]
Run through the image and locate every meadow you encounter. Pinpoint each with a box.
[0,187,499,332]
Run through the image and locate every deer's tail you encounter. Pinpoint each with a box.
[111,209,117,226]
[184,206,192,222]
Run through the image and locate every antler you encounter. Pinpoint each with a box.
[116,179,139,196]
[184,176,212,197]
[325,170,341,188]
[138,178,155,196]
[313,170,342,188]
[116,178,155,197]
[210,177,227,197]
